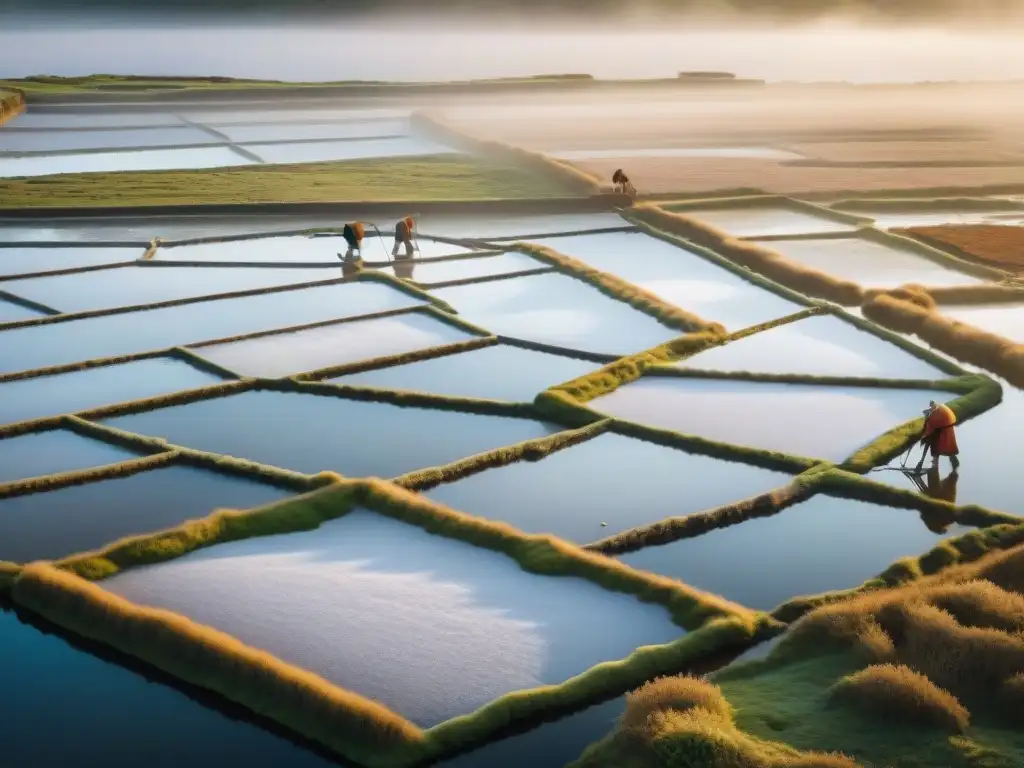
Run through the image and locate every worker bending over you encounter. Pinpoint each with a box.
[612,169,636,197]
[917,400,960,472]
[393,216,416,258]
[340,221,365,260]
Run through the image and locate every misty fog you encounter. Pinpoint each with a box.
[2,20,1024,84]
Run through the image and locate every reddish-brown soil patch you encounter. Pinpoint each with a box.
[902,225,1024,275]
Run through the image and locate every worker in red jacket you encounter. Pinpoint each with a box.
[393,216,416,258]
[916,400,960,473]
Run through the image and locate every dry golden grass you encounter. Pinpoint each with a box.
[573,675,861,768]
[620,676,734,734]
[782,544,1024,725]
[632,204,864,305]
[903,225,1024,276]
[0,90,24,125]
[828,663,970,733]
[860,291,1024,387]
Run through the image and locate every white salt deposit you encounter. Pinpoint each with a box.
[104,510,683,727]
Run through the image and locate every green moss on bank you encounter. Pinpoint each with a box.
[0,155,566,209]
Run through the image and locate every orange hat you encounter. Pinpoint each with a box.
[352,222,364,239]
[404,216,414,230]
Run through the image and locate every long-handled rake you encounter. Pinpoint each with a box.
[366,222,392,264]
[868,441,926,475]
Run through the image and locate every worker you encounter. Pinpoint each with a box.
[340,221,365,260]
[612,169,636,197]
[916,400,960,472]
[393,216,416,258]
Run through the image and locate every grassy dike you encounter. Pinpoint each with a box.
[0,155,569,209]
[861,291,1024,388]
[570,533,1024,768]
[9,476,770,768]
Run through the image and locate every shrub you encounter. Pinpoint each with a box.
[621,676,733,734]
[829,663,970,733]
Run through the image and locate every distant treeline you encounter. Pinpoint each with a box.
[3,0,1023,22]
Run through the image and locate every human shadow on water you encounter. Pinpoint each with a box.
[107,510,684,728]
[391,256,415,280]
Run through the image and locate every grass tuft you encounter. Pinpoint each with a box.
[0,89,25,125]
[861,292,1024,387]
[828,663,970,733]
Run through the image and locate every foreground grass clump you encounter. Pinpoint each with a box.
[828,663,970,733]
[0,155,565,208]
[630,203,865,306]
[861,291,1024,387]
[571,675,860,768]
[901,225,1024,276]
[576,542,1024,768]
[0,89,24,125]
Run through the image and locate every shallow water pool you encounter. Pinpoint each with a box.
[431,272,679,356]
[678,314,945,379]
[0,429,142,485]
[104,509,683,727]
[0,126,217,154]
[437,696,626,768]
[187,107,409,125]
[0,610,331,768]
[425,432,794,542]
[215,118,408,144]
[0,464,289,563]
[0,297,44,322]
[530,231,805,330]
[245,137,457,164]
[671,205,857,238]
[0,357,224,426]
[3,264,337,314]
[383,251,546,284]
[940,303,1024,344]
[549,147,803,161]
[0,145,255,178]
[592,378,954,462]
[0,281,422,375]
[0,245,144,277]
[853,209,1024,231]
[620,495,974,611]
[334,343,598,402]
[419,212,630,240]
[762,236,985,290]
[193,311,475,378]
[101,389,562,477]
[6,111,184,130]
[157,234,474,263]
